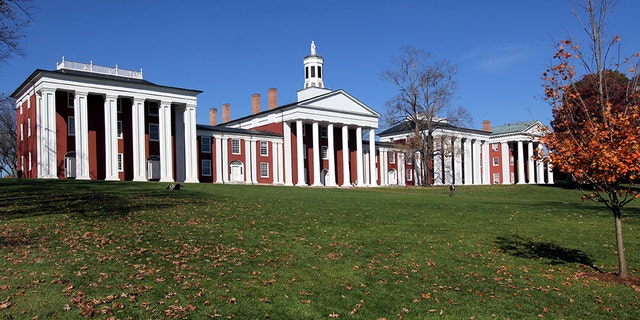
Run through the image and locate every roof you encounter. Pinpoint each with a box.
[11,68,203,98]
[378,119,489,137]
[196,124,282,138]
[490,121,539,135]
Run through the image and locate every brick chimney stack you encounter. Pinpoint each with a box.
[209,108,218,126]
[222,103,231,123]
[482,120,491,132]
[268,88,277,110]
[251,93,261,114]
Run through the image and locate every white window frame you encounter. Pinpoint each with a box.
[117,153,124,172]
[406,168,413,181]
[492,143,499,151]
[149,123,159,141]
[321,146,328,159]
[68,116,75,136]
[493,173,501,184]
[20,123,23,141]
[27,118,31,137]
[201,137,211,153]
[260,162,269,178]
[117,98,123,113]
[260,141,269,156]
[201,159,212,177]
[303,144,307,159]
[68,92,74,108]
[28,152,32,170]
[492,157,499,166]
[389,151,396,164]
[510,156,514,166]
[231,139,241,154]
[117,120,123,139]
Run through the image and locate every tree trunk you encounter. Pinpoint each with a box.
[613,206,628,278]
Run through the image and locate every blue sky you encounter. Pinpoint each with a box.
[2,0,640,131]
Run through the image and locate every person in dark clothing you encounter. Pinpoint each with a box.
[449,184,455,196]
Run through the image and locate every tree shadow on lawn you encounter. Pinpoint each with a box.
[0,179,211,220]
[495,234,601,272]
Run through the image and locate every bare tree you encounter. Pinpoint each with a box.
[381,46,471,186]
[0,98,16,177]
[0,0,32,177]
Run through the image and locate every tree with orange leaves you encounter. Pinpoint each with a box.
[542,0,640,278]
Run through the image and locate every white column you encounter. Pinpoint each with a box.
[74,91,90,180]
[104,95,119,181]
[482,141,491,184]
[222,137,229,183]
[215,136,223,183]
[463,139,472,185]
[311,122,321,186]
[181,105,198,183]
[158,101,174,182]
[547,162,554,184]
[277,142,284,184]
[380,149,388,186]
[516,140,525,184]
[433,151,442,185]
[527,141,535,184]
[356,127,364,187]
[296,120,306,186]
[39,88,57,179]
[251,140,258,183]
[398,153,406,186]
[245,138,253,184]
[453,138,462,185]
[327,124,336,186]
[472,139,481,185]
[341,125,351,187]
[500,142,510,184]
[272,141,282,184]
[131,98,146,181]
[283,122,293,186]
[369,129,377,187]
[415,152,422,186]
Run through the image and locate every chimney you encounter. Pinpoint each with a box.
[222,103,231,123]
[251,93,261,114]
[268,88,277,110]
[209,108,218,126]
[482,120,491,132]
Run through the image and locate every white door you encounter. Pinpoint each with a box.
[230,161,244,182]
[388,169,397,185]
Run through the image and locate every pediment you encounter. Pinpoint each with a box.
[297,89,380,118]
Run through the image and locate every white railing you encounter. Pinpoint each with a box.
[56,57,143,79]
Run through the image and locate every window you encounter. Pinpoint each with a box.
[493,173,501,184]
[302,124,306,136]
[28,152,32,170]
[117,99,123,113]
[201,137,211,153]
[68,116,75,136]
[492,143,499,151]
[510,156,514,166]
[260,141,269,156]
[260,162,269,178]
[27,118,31,137]
[406,155,413,165]
[305,66,309,79]
[19,104,22,115]
[68,92,74,108]
[232,139,241,154]
[406,168,413,181]
[303,144,307,159]
[148,102,159,116]
[320,126,328,138]
[201,160,212,176]
[149,123,159,141]
[311,66,316,77]
[492,157,499,166]
[318,66,322,78]
[117,121,123,139]
[389,151,396,164]
[117,153,124,172]
[321,146,328,159]
[20,123,23,141]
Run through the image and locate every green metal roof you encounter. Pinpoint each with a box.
[490,120,539,135]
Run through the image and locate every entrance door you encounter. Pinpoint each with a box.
[388,169,397,185]
[230,161,244,182]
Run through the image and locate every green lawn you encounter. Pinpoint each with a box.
[0,179,639,319]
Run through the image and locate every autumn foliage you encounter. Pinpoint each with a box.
[542,36,640,277]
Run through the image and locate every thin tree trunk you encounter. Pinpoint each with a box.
[613,206,628,277]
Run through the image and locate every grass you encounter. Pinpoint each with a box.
[0,179,639,319]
